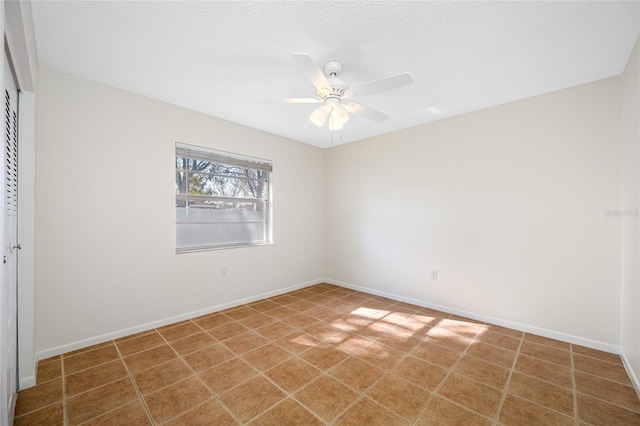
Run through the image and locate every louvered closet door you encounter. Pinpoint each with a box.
[2,51,19,426]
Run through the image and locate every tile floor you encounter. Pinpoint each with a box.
[14,283,640,425]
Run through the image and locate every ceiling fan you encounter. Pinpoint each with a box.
[284,53,413,131]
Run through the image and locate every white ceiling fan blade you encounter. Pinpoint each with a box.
[347,73,413,98]
[284,98,321,104]
[292,53,332,93]
[257,98,320,104]
[343,102,389,122]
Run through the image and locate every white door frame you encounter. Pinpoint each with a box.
[2,48,19,426]
[4,0,38,395]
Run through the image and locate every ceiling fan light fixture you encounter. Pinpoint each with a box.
[333,104,350,124]
[310,104,330,127]
[290,54,413,132]
[328,111,343,131]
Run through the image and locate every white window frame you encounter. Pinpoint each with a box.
[175,143,272,253]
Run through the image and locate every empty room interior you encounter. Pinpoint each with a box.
[4,1,640,425]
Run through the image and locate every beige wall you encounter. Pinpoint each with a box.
[36,60,631,360]
[325,77,622,348]
[621,36,640,389]
[35,67,325,354]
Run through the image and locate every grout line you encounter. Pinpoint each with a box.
[571,344,580,426]
[492,330,524,426]
[61,355,68,426]
[157,320,244,425]
[24,285,639,425]
[410,318,487,425]
[113,340,156,425]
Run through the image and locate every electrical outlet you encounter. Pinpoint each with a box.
[220,266,229,278]
[431,270,438,281]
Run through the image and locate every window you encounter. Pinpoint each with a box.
[175,143,272,252]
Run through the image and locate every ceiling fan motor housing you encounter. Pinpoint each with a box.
[318,61,349,102]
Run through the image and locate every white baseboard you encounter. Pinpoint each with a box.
[621,350,640,400]
[325,278,621,355]
[35,278,324,362]
[19,358,37,390]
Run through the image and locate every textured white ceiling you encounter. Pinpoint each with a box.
[31,1,640,148]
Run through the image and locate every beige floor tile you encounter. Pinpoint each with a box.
[334,397,409,426]
[65,342,113,357]
[143,376,212,424]
[454,355,510,390]
[303,321,342,342]
[305,305,339,320]
[482,323,523,338]
[275,331,320,354]
[507,372,574,416]
[82,400,151,426]
[355,341,404,370]
[65,359,128,397]
[265,306,297,320]
[281,313,317,329]
[574,353,633,385]
[519,340,571,367]
[64,344,120,375]
[169,332,217,356]
[328,356,386,392]
[133,359,192,395]
[499,394,574,426]
[15,378,62,417]
[66,378,138,425]
[207,321,250,341]
[396,314,438,338]
[254,321,296,340]
[524,333,571,351]
[427,328,474,352]
[367,374,431,420]
[268,294,300,306]
[465,342,516,368]
[14,402,64,426]
[250,398,323,426]
[474,330,522,351]
[573,345,623,365]
[223,331,269,355]
[327,331,373,355]
[577,393,640,425]
[35,359,62,383]
[164,399,238,425]
[513,354,573,388]
[376,330,423,353]
[392,356,448,391]
[438,318,485,339]
[238,313,276,329]
[299,344,349,370]
[123,344,176,373]
[220,376,286,423]
[437,373,502,418]
[288,299,318,313]
[14,284,640,426]
[295,375,358,422]
[222,305,259,320]
[199,358,257,395]
[191,312,233,330]
[157,322,202,342]
[415,396,491,426]
[247,299,280,313]
[411,341,461,368]
[265,357,321,393]
[183,343,235,373]
[241,343,291,371]
[574,371,640,412]
[115,332,165,357]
